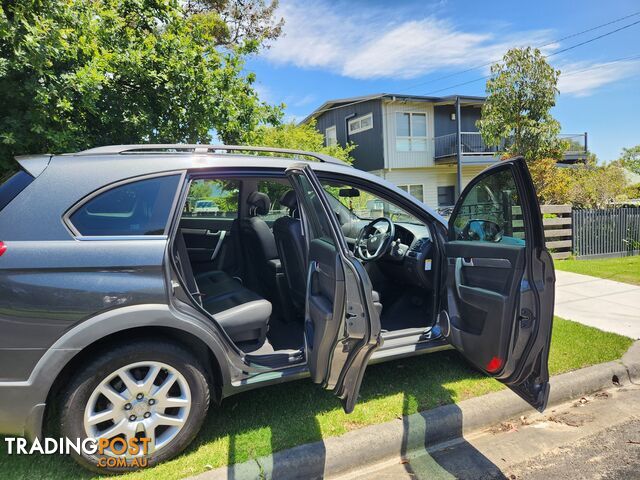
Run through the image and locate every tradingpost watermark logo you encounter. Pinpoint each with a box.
[4,436,152,468]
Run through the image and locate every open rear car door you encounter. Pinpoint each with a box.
[286,164,382,413]
[444,157,555,410]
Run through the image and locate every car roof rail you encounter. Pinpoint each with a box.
[74,144,350,166]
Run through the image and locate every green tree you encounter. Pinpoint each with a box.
[247,120,356,202]
[619,145,640,175]
[477,47,566,161]
[568,163,628,208]
[247,120,356,164]
[0,0,282,174]
[184,0,284,49]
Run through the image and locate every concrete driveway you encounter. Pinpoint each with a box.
[554,270,640,339]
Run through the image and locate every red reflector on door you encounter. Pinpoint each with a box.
[486,356,503,373]
[0,242,6,257]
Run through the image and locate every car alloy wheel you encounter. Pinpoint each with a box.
[83,361,191,456]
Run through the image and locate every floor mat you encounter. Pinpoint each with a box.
[381,290,432,331]
[267,313,304,351]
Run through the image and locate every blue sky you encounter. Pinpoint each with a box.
[246,0,640,162]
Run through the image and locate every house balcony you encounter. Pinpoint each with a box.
[434,132,588,165]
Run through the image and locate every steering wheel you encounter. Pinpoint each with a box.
[355,217,395,261]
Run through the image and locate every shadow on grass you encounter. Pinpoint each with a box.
[217,349,505,479]
[0,350,505,480]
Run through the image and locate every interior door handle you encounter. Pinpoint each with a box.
[210,230,226,261]
[457,257,512,268]
[454,257,464,298]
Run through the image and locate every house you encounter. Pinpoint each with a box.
[301,93,587,211]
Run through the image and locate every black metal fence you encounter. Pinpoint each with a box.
[572,207,640,259]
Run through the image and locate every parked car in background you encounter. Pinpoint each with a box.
[0,145,555,472]
[193,199,219,214]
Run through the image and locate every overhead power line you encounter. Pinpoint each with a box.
[303,12,640,118]
[422,18,640,96]
[401,10,640,93]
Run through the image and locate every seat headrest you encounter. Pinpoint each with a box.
[279,190,298,210]
[247,191,271,216]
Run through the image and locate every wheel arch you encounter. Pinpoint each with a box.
[29,304,230,437]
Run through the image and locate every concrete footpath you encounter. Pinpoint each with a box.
[189,341,640,480]
[555,270,640,339]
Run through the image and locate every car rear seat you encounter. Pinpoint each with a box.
[176,232,271,344]
[199,272,271,344]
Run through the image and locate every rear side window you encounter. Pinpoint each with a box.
[0,169,34,212]
[69,175,181,236]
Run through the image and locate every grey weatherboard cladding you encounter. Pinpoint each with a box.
[314,99,385,172]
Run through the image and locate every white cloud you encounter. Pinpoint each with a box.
[557,59,640,97]
[287,93,317,108]
[266,1,554,80]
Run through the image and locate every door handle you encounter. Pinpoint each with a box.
[210,230,226,261]
[461,257,474,267]
[454,257,464,298]
[457,257,512,268]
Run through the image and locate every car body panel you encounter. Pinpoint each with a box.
[0,239,168,380]
[286,164,382,413]
[0,148,553,442]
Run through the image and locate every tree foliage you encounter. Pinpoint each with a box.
[247,120,356,204]
[0,0,282,173]
[528,157,628,208]
[247,120,356,164]
[184,0,283,49]
[477,47,566,161]
[619,144,640,175]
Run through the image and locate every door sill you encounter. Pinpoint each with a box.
[381,326,432,341]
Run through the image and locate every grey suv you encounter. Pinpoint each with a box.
[0,145,555,472]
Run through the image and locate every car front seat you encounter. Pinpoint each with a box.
[273,190,307,311]
[238,191,280,297]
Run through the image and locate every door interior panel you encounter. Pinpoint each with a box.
[306,238,344,385]
[179,217,236,273]
[445,241,526,373]
[444,158,554,412]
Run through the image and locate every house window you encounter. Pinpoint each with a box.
[398,184,424,202]
[348,113,373,135]
[396,112,427,152]
[325,125,337,147]
[437,185,455,207]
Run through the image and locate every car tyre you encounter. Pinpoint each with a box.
[58,339,210,473]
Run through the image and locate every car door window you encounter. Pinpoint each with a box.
[296,175,337,246]
[257,179,292,224]
[69,174,181,236]
[183,179,239,219]
[451,169,526,245]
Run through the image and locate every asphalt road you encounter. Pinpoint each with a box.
[503,419,640,480]
[337,384,640,480]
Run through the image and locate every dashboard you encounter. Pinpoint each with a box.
[379,223,435,289]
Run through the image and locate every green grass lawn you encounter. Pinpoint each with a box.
[0,317,632,480]
[555,256,640,286]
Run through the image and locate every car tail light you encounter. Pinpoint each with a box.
[486,356,503,373]
[0,241,6,257]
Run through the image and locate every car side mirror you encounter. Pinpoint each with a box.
[461,219,503,243]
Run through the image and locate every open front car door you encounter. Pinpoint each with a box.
[444,157,555,410]
[286,164,382,413]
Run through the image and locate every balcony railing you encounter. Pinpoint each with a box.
[434,132,500,159]
[434,132,588,160]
